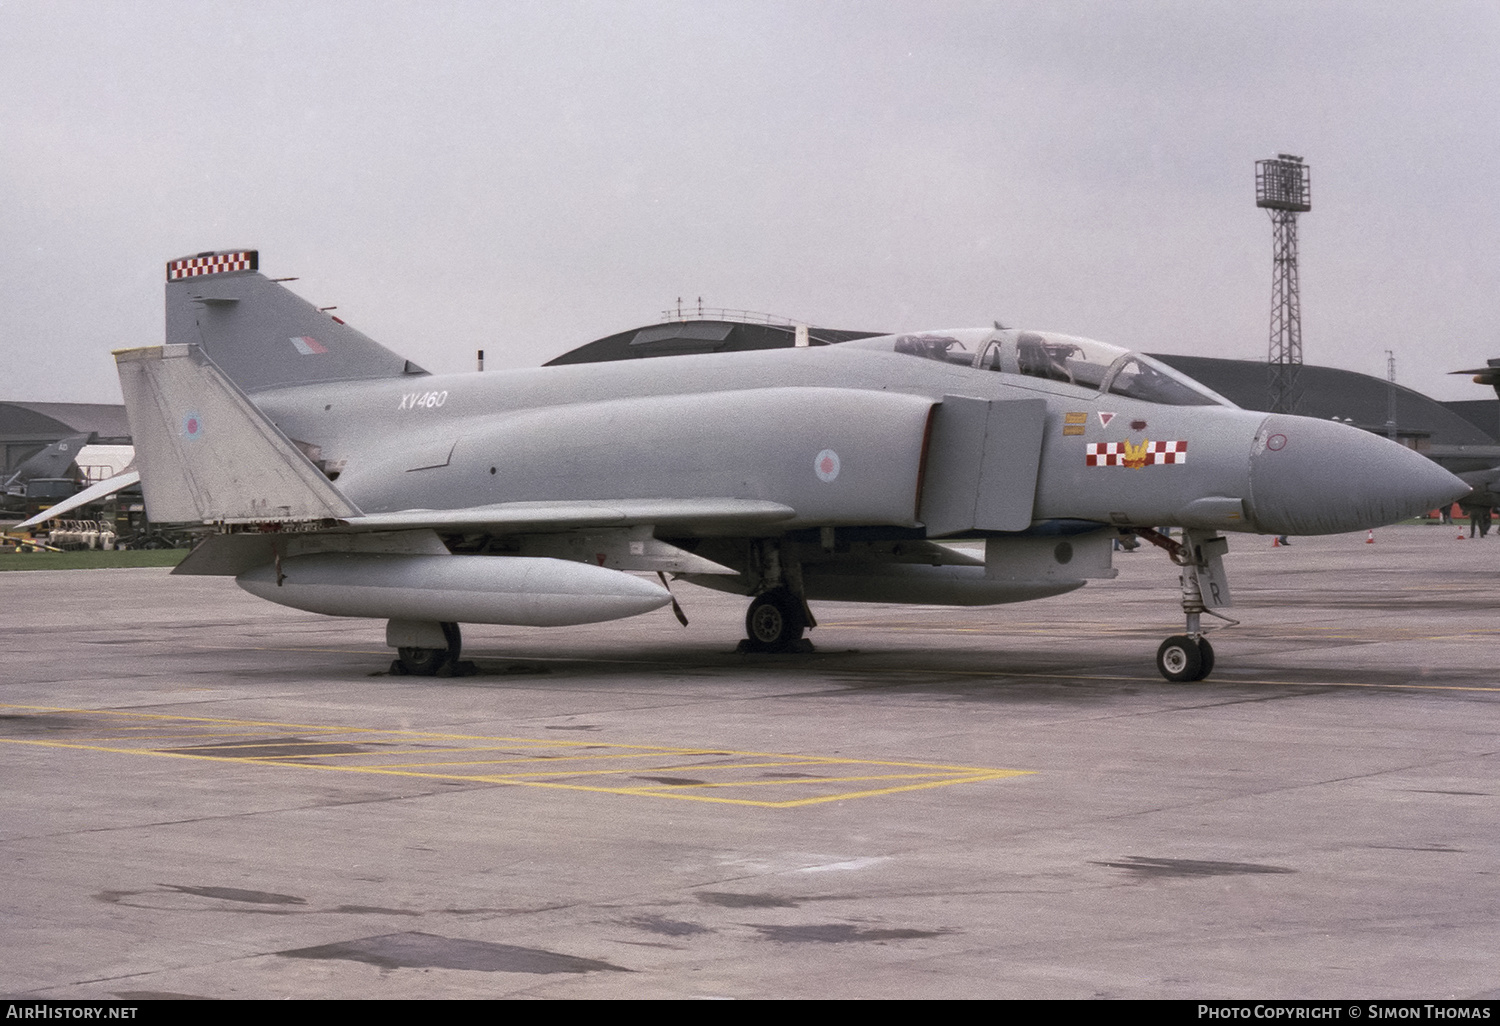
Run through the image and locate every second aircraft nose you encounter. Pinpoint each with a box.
[1246,414,1470,536]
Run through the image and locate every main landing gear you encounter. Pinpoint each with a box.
[389,620,475,676]
[743,587,811,652]
[1135,528,1232,683]
[738,541,816,653]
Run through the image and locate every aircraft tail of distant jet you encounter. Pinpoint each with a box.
[2,432,91,494]
[165,250,429,393]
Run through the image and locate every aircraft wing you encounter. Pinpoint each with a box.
[346,497,796,534]
[173,499,778,577]
[14,470,141,530]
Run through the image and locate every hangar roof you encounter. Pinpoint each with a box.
[1149,355,1497,446]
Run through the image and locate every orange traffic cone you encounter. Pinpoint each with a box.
[1366,529,1374,544]
[1272,536,1281,547]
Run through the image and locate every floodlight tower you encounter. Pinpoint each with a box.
[1255,154,1311,414]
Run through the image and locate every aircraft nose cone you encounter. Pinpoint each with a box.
[1247,414,1470,536]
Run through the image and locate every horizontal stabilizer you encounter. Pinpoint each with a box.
[115,345,360,523]
[14,470,140,530]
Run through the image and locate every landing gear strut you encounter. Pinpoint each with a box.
[1137,528,1231,683]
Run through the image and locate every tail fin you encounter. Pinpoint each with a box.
[164,249,428,393]
[2,432,91,492]
[115,344,361,523]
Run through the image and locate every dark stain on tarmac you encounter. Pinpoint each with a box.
[279,932,630,974]
[622,914,714,937]
[1092,856,1295,877]
[697,892,801,908]
[634,775,706,786]
[0,713,93,734]
[163,884,308,904]
[751,923,953,943]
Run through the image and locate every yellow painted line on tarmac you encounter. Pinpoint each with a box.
[622,771,1003,789]
[68,730,351,745]
[0,704,712,750]
[358,753,831,771]
[483,772,1027,809]
[0,705,1028,809]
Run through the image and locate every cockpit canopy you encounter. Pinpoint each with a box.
[873,328,1234,408]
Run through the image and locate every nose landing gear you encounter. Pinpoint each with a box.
[1136,528,1233,683]
[1156,634,1214,683]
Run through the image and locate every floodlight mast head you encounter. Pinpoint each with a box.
[1256,155,1311,212]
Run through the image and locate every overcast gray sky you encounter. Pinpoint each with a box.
[3,1,1498,404]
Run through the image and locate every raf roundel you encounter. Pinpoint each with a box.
[181,411,204,441]
[814,448,840,482]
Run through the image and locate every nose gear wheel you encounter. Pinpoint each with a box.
[1156,634,1214,683]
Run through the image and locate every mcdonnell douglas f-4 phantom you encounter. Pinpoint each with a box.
[72,250,1469,681]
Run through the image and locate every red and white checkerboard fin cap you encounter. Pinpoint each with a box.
[166,250,258,281]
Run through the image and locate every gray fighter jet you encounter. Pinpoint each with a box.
[74,250,1472,681]
[3,432,91,498]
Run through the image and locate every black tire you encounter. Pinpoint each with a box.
[398,622,462,676]
[1156,635,1203,683]
[1195,637,1215,680]
[744,588,806,651]
[441,621,463,662]
[397,647,449,676]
